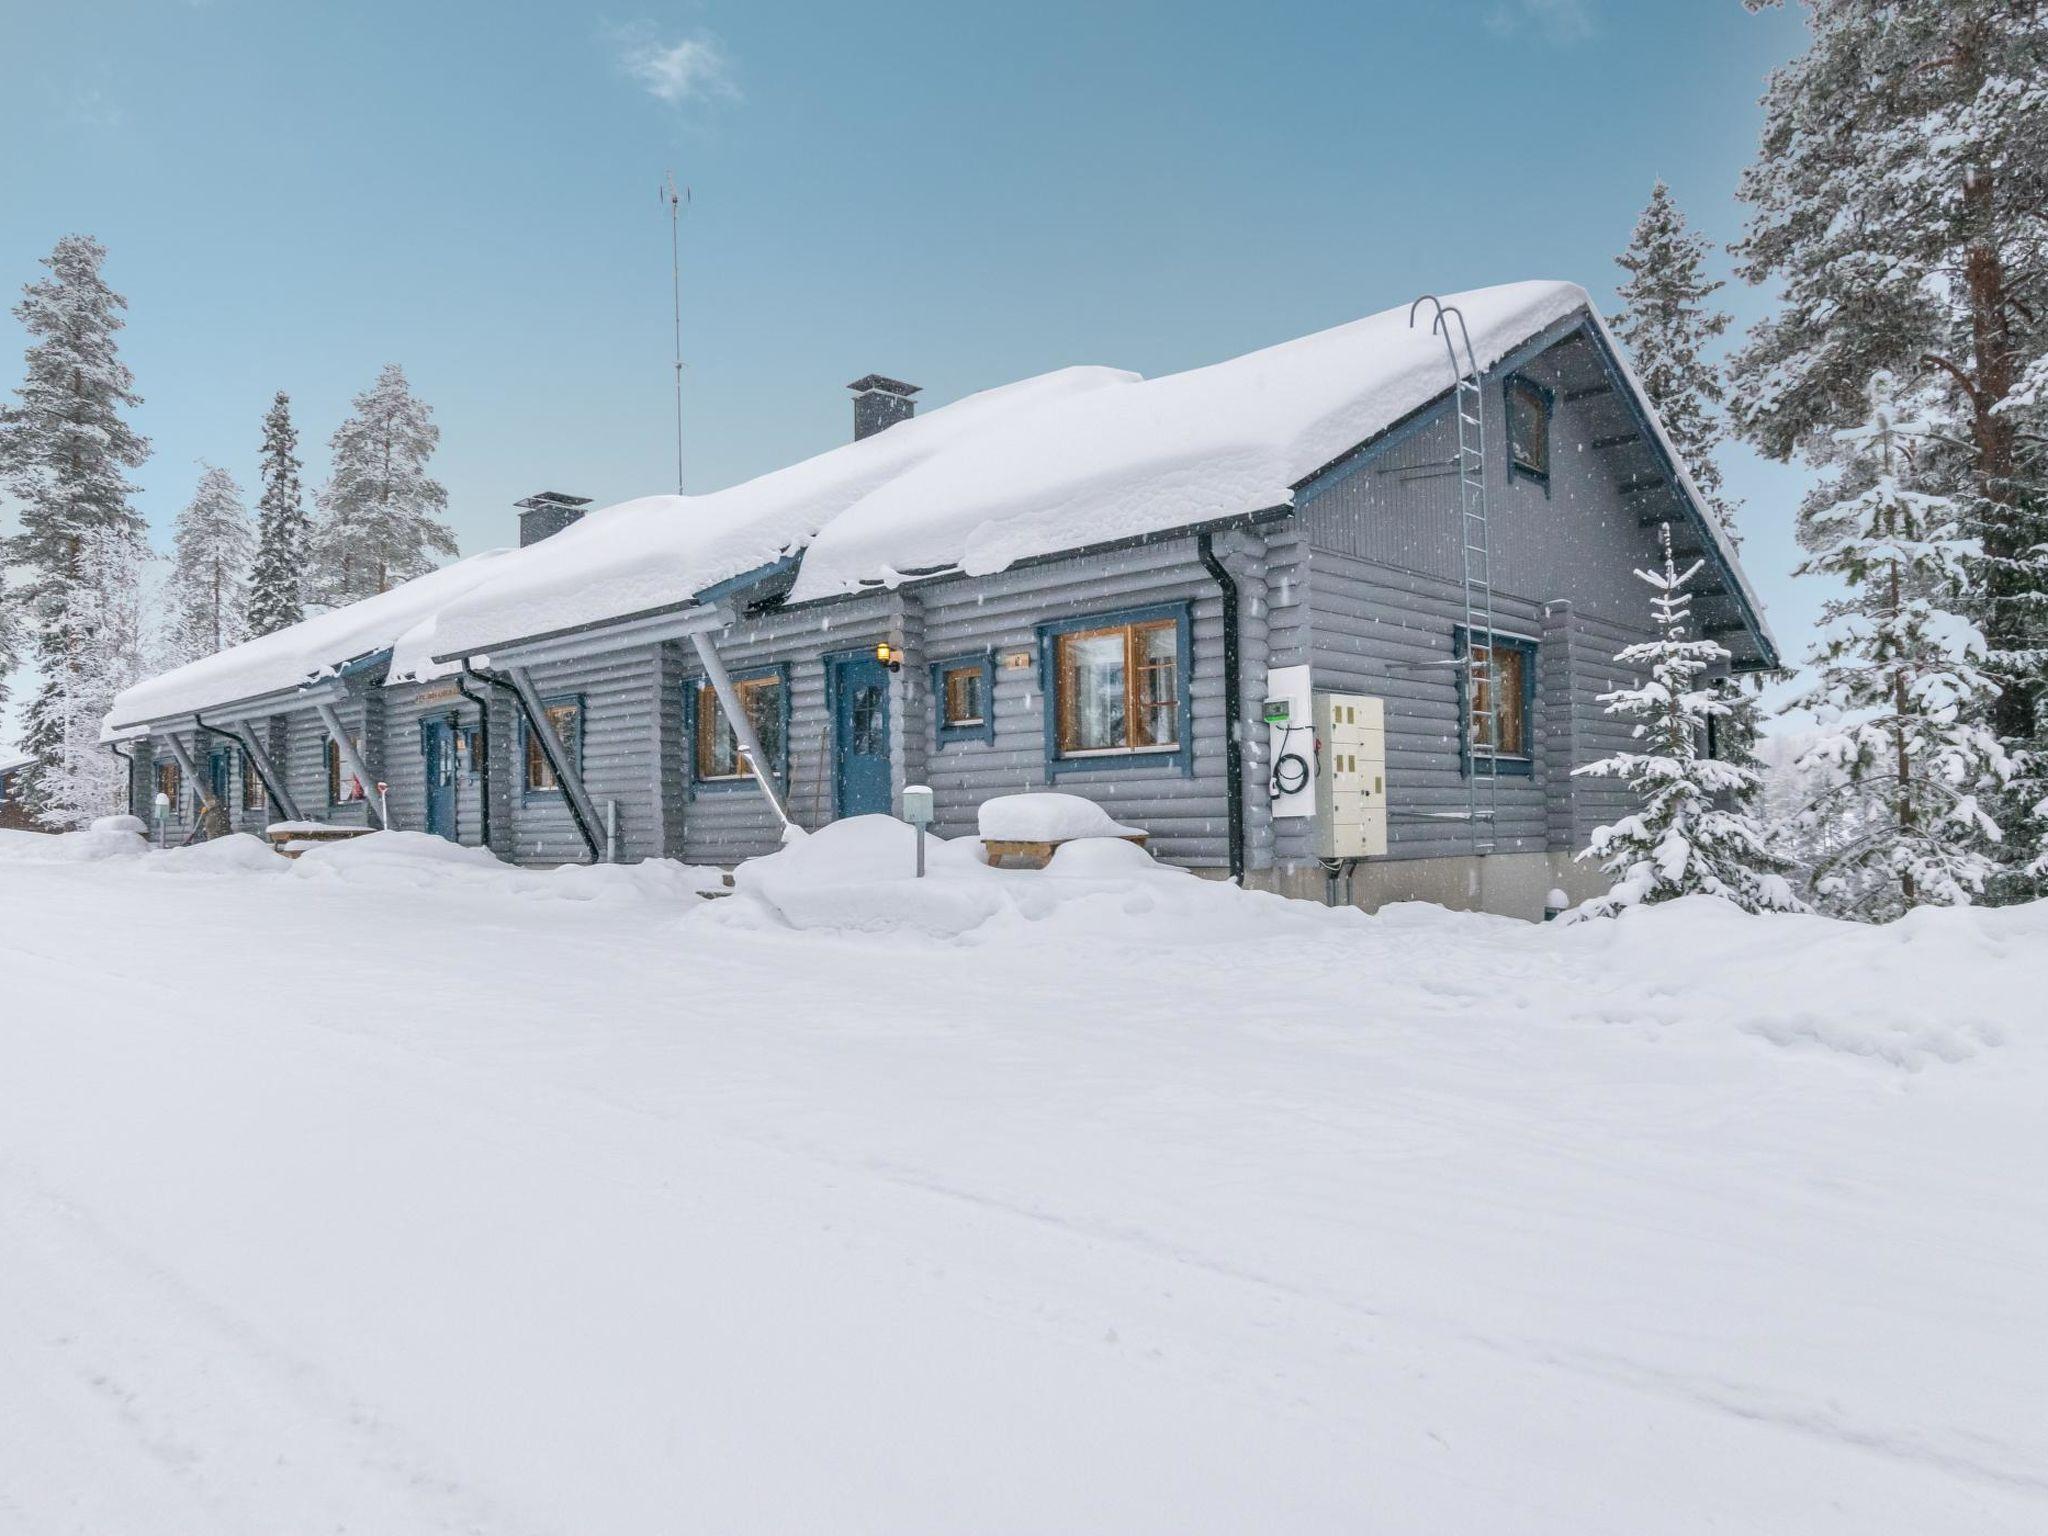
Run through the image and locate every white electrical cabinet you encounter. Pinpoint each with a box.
[1313,692,1388,858]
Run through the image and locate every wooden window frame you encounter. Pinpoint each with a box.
[1454,626,1538,777]
[156,759,182,810]
[1505,374,1553,488]
[930,651,996,746]
[520,696,583,798]
[684,667,789,791]
[325,735,367,805]
[240,750,267,813]
[1036,602,1194,778]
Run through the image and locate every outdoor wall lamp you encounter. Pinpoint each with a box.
[875,642,903,672]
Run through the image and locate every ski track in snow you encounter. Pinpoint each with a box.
[1,847,2044,1533]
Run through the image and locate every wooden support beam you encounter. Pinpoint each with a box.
[1589,431,1642,451]
[1618,475,1669,497]
[229,719,300,822]
[502,665,603,861]
[689,630,794,832]
[311,698,388,828]
[1563,383,1614,403]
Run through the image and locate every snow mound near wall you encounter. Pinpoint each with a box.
[145,834,288,876]
[977,792,1143,842]
[0,824,150,863]
[722,814,1327,944]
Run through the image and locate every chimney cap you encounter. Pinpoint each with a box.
[846,374,920,398]
[514,491,595,510]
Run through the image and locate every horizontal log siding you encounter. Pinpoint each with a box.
[505,650,667,867]
[284,693,374,830]
[381,682,487,847]
[918,538,1234,868]
[1306,550,1551,858]
[679,592,899,864]
[1555,607,1656,852]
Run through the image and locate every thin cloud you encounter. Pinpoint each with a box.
[609,24,740,107]
[1485,0,1596,44]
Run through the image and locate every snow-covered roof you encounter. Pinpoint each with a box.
[104,277,1773,735]
[103,550,515,734]
[0,750,32,777]
[429,281,1606,658]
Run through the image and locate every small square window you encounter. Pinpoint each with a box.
[932,654,996,744]
[1506,375,1551,483]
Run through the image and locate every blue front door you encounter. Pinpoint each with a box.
[423,719,457,840]
[831,656,893,817]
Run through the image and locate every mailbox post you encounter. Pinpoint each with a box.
[902,784,934,878]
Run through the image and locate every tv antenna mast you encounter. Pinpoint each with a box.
[662,172,690,495]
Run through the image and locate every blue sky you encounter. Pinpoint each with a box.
[3,0,1816,672]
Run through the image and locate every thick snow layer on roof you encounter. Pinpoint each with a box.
[104,550,514,734]
[787,280,1591,602]
[429,281,1600,658]
[426,366,1133,659]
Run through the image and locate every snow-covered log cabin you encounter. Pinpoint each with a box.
[102,281,1775,916]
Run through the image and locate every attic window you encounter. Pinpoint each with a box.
[1506,375,1551,484]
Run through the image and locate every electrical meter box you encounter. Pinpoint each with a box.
[1313,692,1388,858]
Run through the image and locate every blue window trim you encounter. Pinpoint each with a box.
[930,650,996,746]
[1037,601,1195,779]
[1453,626,1538,778]
[516,692,584,802]
[681,663,791,797]
[1505,374,1553,492]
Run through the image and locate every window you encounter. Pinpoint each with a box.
[1506,375,1551,484]
[1042,607,1189,768]
[326,737,365,803]
[156,760,181,807]
[524,699,581,793]
[931,653,996,745]
[692,674,785,782]
[241,753,267,813]
[462,726,485,781]
[1458,628,1538,773]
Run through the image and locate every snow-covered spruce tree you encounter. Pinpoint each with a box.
[30,526,150,827]
[247,390,310,635]
[1570,523,1799,918]
[1612,180,1738,538]
[1786,380,2013,919]
[0,235,151,818]
[311,364,454,604]
[1733,0,2048,895]
[165,463,253,666]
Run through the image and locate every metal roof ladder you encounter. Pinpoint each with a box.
[1409,296,1498,856]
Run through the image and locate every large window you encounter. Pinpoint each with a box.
[931,653,995,745]
[693,673,785,782]
[524,699,581,793]
[1460,629,1538,771]
[1506,375,1552,484]
[1045,609,1187,763]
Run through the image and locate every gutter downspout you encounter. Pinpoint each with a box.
[1198,532,1246,885]
[454,666,494,853]
[107,740,135,817]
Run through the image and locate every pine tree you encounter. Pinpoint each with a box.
[0,235,151,818]
[1570,523,1801,919]
[1612,180,1737,536]
[165,464,253,666]
[1785,378,2013,920]
[29,526,150,827]
[1733,0,2048,893]
[311,363,455,604]
[247,390,310,635]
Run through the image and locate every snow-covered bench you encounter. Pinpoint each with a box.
[265,821,373,859]
[976,793,1146,870]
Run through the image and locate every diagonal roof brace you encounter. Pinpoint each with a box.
[500,664,605,862]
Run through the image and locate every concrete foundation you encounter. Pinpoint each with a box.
[1234,851,1612,922]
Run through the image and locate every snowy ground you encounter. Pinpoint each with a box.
[1,824,2043,1534]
